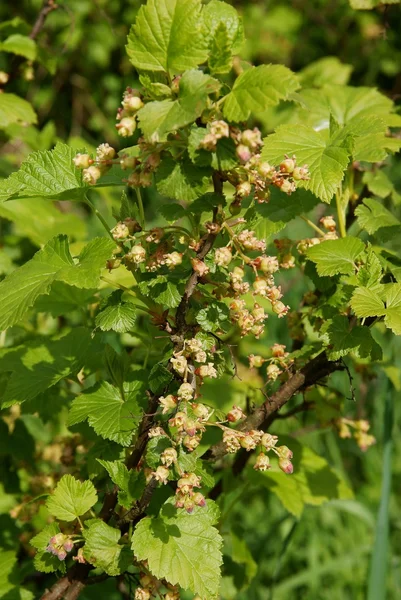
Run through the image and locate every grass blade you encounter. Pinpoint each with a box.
[367,377,394,600]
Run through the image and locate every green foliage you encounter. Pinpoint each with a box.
[126,0,207,74]
[46,475,98,522]
[306,236,365,276]
[132,499,223,599]
[0,93,37,128]
[223,64,299,122]
[0,235,114,330]
[0,142,85,201]
[0,328,95,407]
[95,291,137,333]
[262,123,351,202]
[1,0,401,598]
[68,381,143,446]
[83,520,133,575]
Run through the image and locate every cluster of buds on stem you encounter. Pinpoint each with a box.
[222,427,294,473]
[336,418,376,451]
[116,87,144,137]
[175,472,205,513]
[46,533,74,561]
[249,344,292,382]
[73,143,116,185]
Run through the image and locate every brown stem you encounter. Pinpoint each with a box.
[207,352,343,462]
[30,0,58,40]
[175,172,223,332]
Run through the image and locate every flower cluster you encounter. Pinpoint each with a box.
[134,568,180,600]
[336,418,376,451]
[222,427,294,474]
[73,143,116,185]
[116,87,144,137]
[249,343,292,381]
[175,472,206,513]
[46,533,74,561]
[198,121,310,208]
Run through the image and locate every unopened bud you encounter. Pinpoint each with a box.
[83,165,102,185]
[73,153,91,169]
[278,457,293,474]
[116,117,137,137]
[236,144,252,162]
[280,158,296,173]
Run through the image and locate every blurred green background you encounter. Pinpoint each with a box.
[1,1,401,599]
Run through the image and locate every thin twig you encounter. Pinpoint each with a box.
[30,0,58,40]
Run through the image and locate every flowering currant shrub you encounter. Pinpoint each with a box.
[0,0,401,599]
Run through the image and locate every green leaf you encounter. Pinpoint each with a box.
[83,520,133,575]
[207,22,232,74]
[351,282,401,334]
[350,286,386,318]
[0,197,86,246]
[0,549,35,598]
[30,523,60,551]
[306,237,365,276]
[355,198,400,235]
[146,435,172,469]
[294,85,401,162]
[46,474,97,522]
[95,291,137,333]
[34,551,66,575]
[132,499,223,599]
[150,277,183,308]
[0,142,85,201]
[149,362,174,394]
[36,282,95,317]
[202,0,244,54]
[139,74,173,100]
[0,34,36,60]
[362,171,394,199]
[384,283,401,335]
[0,328,95,407]
[138,70,219,143]
[299,57,352,87]
[158,202,187,223]
[68,381,143,446]
[196,302,230,332]
[97,460,145,509]
[156,155,211,201]
[325,316,382,360]
[262,124,351,202]
[126,0,207,74]
[0,235,114,330]
[0,93,37,129]
[248,187,319,238]
[0,235,72,330]
[223,64,299,122]
[357,247,383,289]
[62,237,115,288]
[248,437,353,518]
